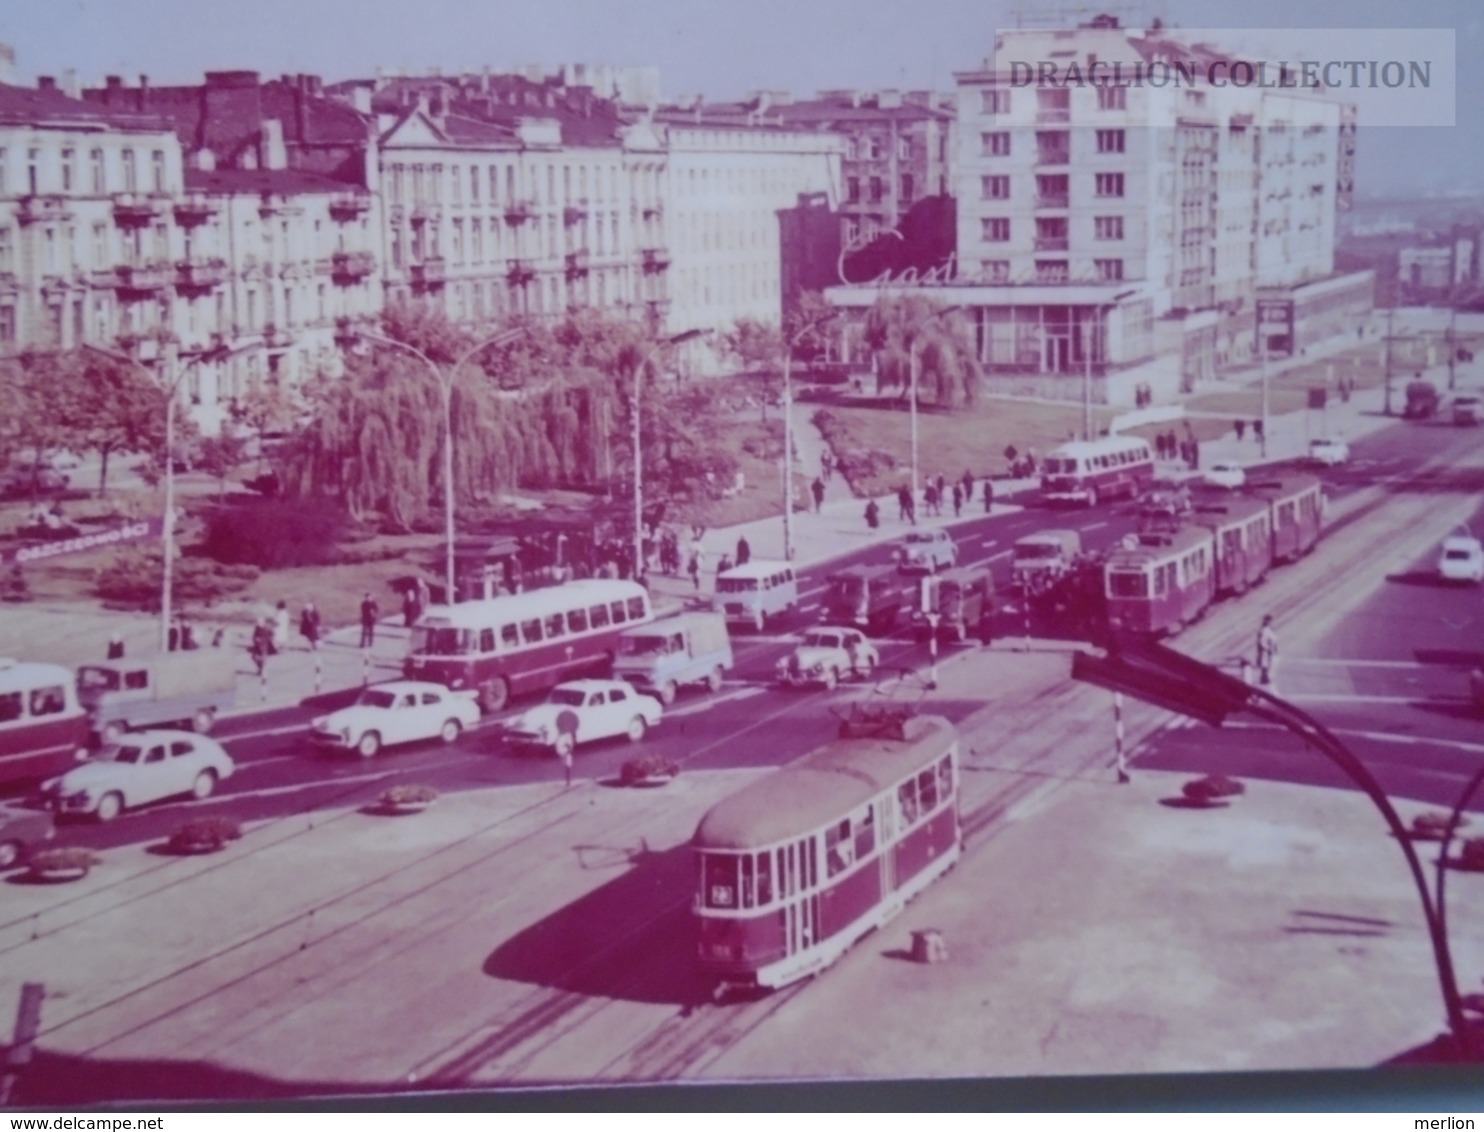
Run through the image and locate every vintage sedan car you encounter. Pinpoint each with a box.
[41,730,235,822]
[0,802,56,868]
[1308,438,1351,467]
[311,680,480,758]
[894,528,959,574]
[503,679,663,757]
[776,627,880,690]
[1203,463,1247,490]
[1439,534,1484,584]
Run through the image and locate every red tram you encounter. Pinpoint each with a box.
[1105,474,1325,637]
[693,714,961,992]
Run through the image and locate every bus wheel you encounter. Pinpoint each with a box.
[480,678,510,714]
[706,666,725,693]
[658,681,678,706]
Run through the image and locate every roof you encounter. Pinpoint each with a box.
[1192,496,1271,527]
[1245,473,1323,501]
[183,167,366,196]
[368,75,627,148]
[1106,525,1212,567]
[694,715,957,850]
[1049,436,1152,458]
[364,680,455,694]
[0,659,74,695]
[0,82,169,132]
[419,579,649,629]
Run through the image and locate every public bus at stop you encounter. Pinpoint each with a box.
[0,659,89,788]
[1040,435,1155,507]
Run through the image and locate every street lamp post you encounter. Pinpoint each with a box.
[354,328,527,605]
[632,328,708,583]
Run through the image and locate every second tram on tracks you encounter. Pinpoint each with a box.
[693,714,961,992]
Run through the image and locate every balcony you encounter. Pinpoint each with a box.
[409,256,447,288]
[562,204,588,227]
[1035,150,1071,167]
[107,262,174,293]
[564,249,590,279]
[1034,194,1069,210]
[112,193,170,226]
[258,194,305,218]
[504,200,537,226]
[262,324,291,349]
[506,258,536,285]
[1035,108,1071,123]
[331,250,376,282]
[173,194,220,226]
[329,193,373,221]
[17,195,74,225]
[641,247,671,274]
[1034,236,1070,252]
[409,202,440,225]
[642,203,663,220]
[175,258,230,290]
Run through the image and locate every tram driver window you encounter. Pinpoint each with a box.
[825,818,854,876]
[703,855,737,908]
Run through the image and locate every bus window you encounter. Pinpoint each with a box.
[610,599,627,625]
[500,624,519,648]
[0,692,21,724]
[825,818,854,876]
[520,618,543,644]
[478,628,496,654]
[853,805,875,860]
[898,778,920,824]
[740,853,755,909]
[626,596,647,621]
[918,767,939,811]
[544,612,565,639]
[568,607,589,633]
[703,854,738,908]
[590,603,611,629]
[756,851,773,905]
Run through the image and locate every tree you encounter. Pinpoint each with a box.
[197,430,249,501]
[864,294,983,409]
[229,379,301,472]
[722,317,786,420]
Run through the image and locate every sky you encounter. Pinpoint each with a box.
[3,0,1481,198]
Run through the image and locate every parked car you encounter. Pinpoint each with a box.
[1307,438,1350,467]
[1439,534,1484,584]
[613,611,732,704]
[1453,396,1482,426]
[1204,463,1247,490]
[776,627,880,689]
[893,528,959,574]
[503,679,663,757]
[41,730,235,822]
[310,681,480,758]
[0,802,56,868]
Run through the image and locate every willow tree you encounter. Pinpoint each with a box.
[864,294,983,409]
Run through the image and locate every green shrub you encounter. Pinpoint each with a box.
[95,549,258,609]
[200,498,347,569]
[168,816,243,853]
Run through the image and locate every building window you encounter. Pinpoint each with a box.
[450,165,462,205]
[27,149,40,194]
[1095,258,1124,281]
[61,149,75,193]
[981,131,1011,157]
[869,137,883,160]
[452,220,464,264]
[1034,260,1068,283]
[848,176,860,203]
[897,136,910,160]
[982,259,1010,282]
[981,88,1010,115]
[1036,88,1070,119]
[1096,129,1126,154]
[0,227,11,272]
[470,165,479,203]
[122,151,136,192]
[900,173,914,201]
[869,177,883,203]
[1095,216,1125,240]
[471,219,483,263]
[0,149,6,195]
[981,175,1010,200]
[151,150,166,192]
[92,223,106,263]
[1095,172,1125,197]
[0,306,14,343]
[317,283,327,320]
[1185,89,1207,108]
[981,217,1010,242]
[1098,85,1127,110]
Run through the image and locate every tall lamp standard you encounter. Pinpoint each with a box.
[780,311,839,561]
[1084,289,1136,442]
[907,305,963,499]
[632,328,709,582]
[84,341,252,653]
[352,327,529,604]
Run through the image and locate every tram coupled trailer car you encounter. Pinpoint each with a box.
[1040,436,1155,507]
[1104,527,1216,638]
[1247,475,1324,563]
[693,714,961,993]
[1191,495,1274,597]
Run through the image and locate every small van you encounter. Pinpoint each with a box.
[822,563,911,636]
[712,560,799,631]
[614,611,733,703]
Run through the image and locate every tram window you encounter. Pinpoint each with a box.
[898,778,920,824]
[500,624,520,648]
[568,607,589,633]
[590,603,611,629]
[825,819,854,876]
[918,768,938,811]
[938,755,954,800]
[520,618,543,644]
[0,692,21,724]
[853,806,875,860]
[626,596,647,621]
[544,612,565,639]
[1108,571,1147,598]
[776,847,789,898]
[756,852,773,905]
[610,600,628,624]
[740,853,755,909]
[478,628,496,653]
[703,855,738,908]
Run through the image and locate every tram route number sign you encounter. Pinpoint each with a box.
[2,517,163,567]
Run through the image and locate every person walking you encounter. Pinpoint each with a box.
[810,476,826,513]
[864,498,880,530]
[1234,419,1246,441]
[1256,614,1278,687]
[300,601,322,652]
[250,619,272,676]
[905,492,917,526]
[180,619,198,651]
[687,549,703,592]
[106,632,125,661]
[403,586,420,628]
[359,592,379,649]
[924,483,939,518]
[951,482,963,518]
[272,601,290,654]
[935,472,947,503]
[735,535,751,567]
[897,484,912,523]
[983,476,995,514]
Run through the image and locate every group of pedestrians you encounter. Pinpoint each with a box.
[1154,430,1201,470]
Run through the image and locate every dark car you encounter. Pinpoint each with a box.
[0,802,56,868]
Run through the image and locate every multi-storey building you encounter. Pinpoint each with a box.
[828,17,1371,403]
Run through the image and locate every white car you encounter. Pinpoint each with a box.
[1439,535,1484,584]
[41,730,235,822]
[894,528,958,574]
[1308,438,1350,467]
[1204,463,1247,490]
[311,680,480,758]
[503,679,663,756]
[776,627,880,689]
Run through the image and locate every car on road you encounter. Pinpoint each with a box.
[1453,396,1482,426]
[40,730,235,822]
[0,802,55,868]
[311,681,480,758]
[1203,463,1247,490]
[776,627,880,689]
[503,679,663,757]
[1439,534,1484,584]
[1307,437,1350,467]
[893,528,959,574]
